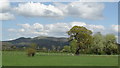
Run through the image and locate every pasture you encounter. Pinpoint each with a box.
[2,51,118,66]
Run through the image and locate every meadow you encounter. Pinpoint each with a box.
[2,51,118,66]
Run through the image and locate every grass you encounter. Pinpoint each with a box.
[2,51,118,66]
[0,51,2,67]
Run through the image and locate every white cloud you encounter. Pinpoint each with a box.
[87,25,105,30]
[14,2,64,17]
[33,23,44,30]
[70,22,86,27]
[17,23,31,29]
[60,2,104,20]
[0,12,15,20]
[0,0,10,12]
[86,24,105,33]
[8,22,105,37]
[8,28,16,32]
[112,25,120,32]
[19,29,25,32]
[16,23,48,36]
[14,2,104,20]
[0,0,15,21]
[0,2,105,20]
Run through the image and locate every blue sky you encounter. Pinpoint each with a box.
[0,2,118,41]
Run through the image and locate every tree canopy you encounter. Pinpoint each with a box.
[67,26,93,55]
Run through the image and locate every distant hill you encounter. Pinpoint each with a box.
[2,36,69,49]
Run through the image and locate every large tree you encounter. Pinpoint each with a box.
[67,26,93,55]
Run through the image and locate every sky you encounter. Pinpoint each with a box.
[0,0,119,42]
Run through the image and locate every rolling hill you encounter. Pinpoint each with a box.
[2,36,69,49]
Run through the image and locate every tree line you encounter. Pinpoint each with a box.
[64,26,119,55]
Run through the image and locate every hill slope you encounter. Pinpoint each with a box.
[2,36,69,49]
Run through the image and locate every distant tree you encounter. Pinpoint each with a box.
[42,47,47,52]
[92,32,105,55]
[68,26,92,55]
[23,46,26,50]
[104,34,118,55]
[27,43,37,57]
[105,34,117,43]
[56,46,61,52]
[30,43,37,49]
[52,45,56,52]
[11,45,17,50]
[62,45,71,52]
[2,45,7,51]
[36,46,40,50]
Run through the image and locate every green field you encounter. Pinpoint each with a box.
[2,51,118,66]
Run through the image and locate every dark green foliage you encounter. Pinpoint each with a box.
[103,34,119,55]
[68,26,93,55]
[62,45,71,52]
[27,48,36,57]
[70,39,77,53]
[27,43,37,57]
[91,32,105,55]
[67,26,119,55]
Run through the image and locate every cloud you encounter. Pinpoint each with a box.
[0,0,10,12]
[14,2,104,20]
[19,29,25,32]
[0,0,15,21]
[8,22,105,37]
[79,0,119,2]
[33,23,44,30]
[86,24,105,33]
[70,22,87,27]
[8,28,16,32]
[0,12,15,20]
[17,23,31,28]
[111,25,120,32]
[16,23,48,36]
[56,2,104,20]
[14,2,64,17]
[0,2,105,20]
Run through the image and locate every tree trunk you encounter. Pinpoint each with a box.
[75,46,80,55]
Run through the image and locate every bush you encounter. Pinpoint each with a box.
[27,48,36,57]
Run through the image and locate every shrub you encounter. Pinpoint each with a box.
[27,48,36,57]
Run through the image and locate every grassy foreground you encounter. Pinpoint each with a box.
[2,51,118,66]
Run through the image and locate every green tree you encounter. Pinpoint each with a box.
[42,47,47,52]
[62,45,71,52]
[56,46,61,52]
[104,34,118,55]
[2,45,7,51]
[27,48,36,57]
[27,43,37,57]
[70,39,77,53]
[52,45,56,52]
[91,32,105,54]
[68,26,93,55]
[30,43,37,49]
